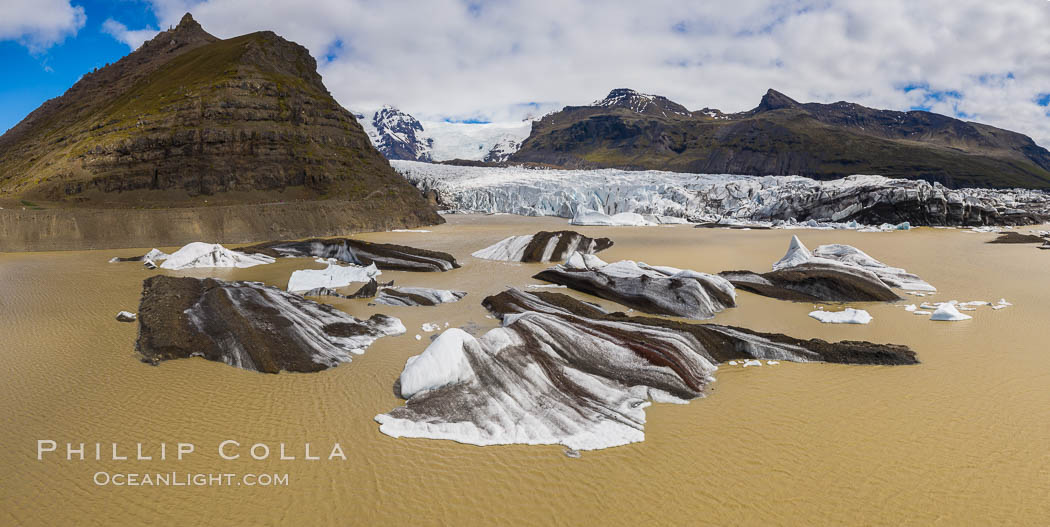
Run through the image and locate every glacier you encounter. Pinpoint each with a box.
[392,161,1049,227]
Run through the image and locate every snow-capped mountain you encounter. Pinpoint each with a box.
[355,106,532,163]
[356,106,434,162]
[589,88,692,118]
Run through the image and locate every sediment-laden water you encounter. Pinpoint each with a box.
[2,215,1048,526]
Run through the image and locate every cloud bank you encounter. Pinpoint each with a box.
[102,1,1050,146]
[101,19,159,51]
[0,0,85,53]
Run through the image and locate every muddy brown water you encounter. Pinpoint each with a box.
[2,215,1048,526]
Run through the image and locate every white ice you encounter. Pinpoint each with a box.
[808,308,873,324]
[159,242,275,270]
[286,263,381,292]
[570,207,655,226]
[471,234,535,261]
[930,302,972,321]
[398,328,477,398]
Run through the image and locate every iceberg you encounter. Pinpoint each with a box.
[534,252,736,319]
[376,289,916,451]
[808,308,873,324]
[471,230,613,262]
[159,242,274,270]
[136,276,405,373]
[930,302,973,321]
[374,287,467,307]
[287,263,381,292]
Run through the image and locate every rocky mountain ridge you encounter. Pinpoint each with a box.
[508,88,1050,189]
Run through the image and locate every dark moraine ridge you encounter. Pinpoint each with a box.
[375,289,915,451]
[136,275,404,373]
[241,238,459,271]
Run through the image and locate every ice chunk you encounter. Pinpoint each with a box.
[930,303,972,321]
[398,329,478,398]
[808,308,873,324]
[773,235,812,270]
[287,263,381,292]
[115,311,137,322]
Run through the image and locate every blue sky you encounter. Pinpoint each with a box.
[3,1,1050,146]
[0,1,161,134]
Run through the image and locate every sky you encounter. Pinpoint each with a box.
[2,0,1050,146]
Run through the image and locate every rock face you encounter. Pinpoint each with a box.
[471,230,614,262]
[533,252,736,319]
[375,289,915,451]
[136,275,405,373]
[0,13,441,251]
[509,88,1050,189]
[393,161,1049,227]
[240,238,460,271]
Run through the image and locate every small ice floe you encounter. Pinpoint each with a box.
[287,263,381,292]
[421,322,442,332]
[930,302,972,321]
[766,360,780,365]
[958,301,990,307]
[913,310,932,315]
[904,304,918,312]
[570,207,656,226]
[414,334,422,341]
[808,308,873,324]
[742,359,763,367]
[564,448,582,459]
[997,298,1012,306]
[728,361,738,366]
[391,229,431,233]
[115,311,137,322]
[526,284,568,289]
[160,242,274,270]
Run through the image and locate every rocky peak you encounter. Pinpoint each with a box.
[374,106,425,133]
[591,88,691,117]
[363,106,432,162]
[755,89,802,112]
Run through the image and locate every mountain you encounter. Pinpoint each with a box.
[357,106,433,161]
[509,88,1050,189]
[0,14,440,251]
[355,106,531,163]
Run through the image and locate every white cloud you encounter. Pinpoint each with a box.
[0,0,86,53]
[120,0,1050,145]
[102,19,159,51]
